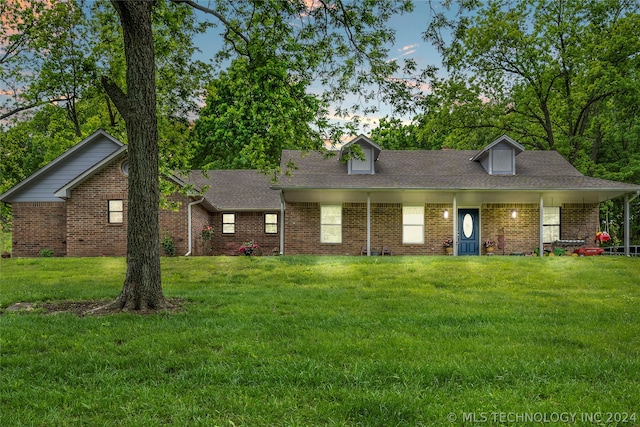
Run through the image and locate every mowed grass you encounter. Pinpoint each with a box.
[1,256,639,426]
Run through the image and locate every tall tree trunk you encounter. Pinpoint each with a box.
[101,0,166,310]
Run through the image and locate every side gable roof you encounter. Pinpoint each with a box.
[185,170,281,211]
[0,129,125,203]
[274,148,640,202]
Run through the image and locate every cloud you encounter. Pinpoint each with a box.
[399,44,419,53]
[387,43,419,63]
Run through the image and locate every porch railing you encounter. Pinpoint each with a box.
[601,246,640,257]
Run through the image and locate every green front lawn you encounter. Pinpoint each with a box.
[1,256,639,426]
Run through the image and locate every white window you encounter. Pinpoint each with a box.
[403,205,424,244]
[265,213,278,234]
[222,213,235,234]
[543,207,560,243]
[108,200,123,224]
[321,205,342,243]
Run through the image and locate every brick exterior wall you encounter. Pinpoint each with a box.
[158,193,192,257]
[207,211,281,256]
[562,203,599,242]
[9,157,601,258]
[189,202,212,256]
[66,159,129,256]
[285,202,456,256]
[63,158,206,257]
[283,201,600,256]
[11,202,66,257]
[481,204,539,255]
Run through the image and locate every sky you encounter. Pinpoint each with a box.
[1,0,448,133]
[189,0,448,134]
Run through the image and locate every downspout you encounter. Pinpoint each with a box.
[184,197,205,256]
[624,191,640,256]
[367,192,371,256]
[279,190,285,255]
[539,194,544,258]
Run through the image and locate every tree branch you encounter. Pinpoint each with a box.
[171,0,250,47]
[101,75,129,117]
[0,98,68,120]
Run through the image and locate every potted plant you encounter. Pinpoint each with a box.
[484,240,496,253]
[443,238,453,255]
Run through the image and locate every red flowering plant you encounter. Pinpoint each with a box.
[238,240,260,256]
[484,240,496,248]
[443,238,453,248]
[201,225,214,241]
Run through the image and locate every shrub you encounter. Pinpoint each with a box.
[161,233,176,257]
[39,248,53,257]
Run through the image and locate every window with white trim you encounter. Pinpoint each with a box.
[543,206,560,243]
[265,213,278,234]
[222,213,235,234]
[108,200,123,224]
[403,205,424,244]
[320,205,342,243]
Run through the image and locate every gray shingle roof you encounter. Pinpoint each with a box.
[273,149,639,192]
[186,170,280,211]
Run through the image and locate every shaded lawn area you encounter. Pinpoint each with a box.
[1,256,639,426]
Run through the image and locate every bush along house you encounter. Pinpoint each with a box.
[1,130,639,257]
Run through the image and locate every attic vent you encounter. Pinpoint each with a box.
[340,134,383,175]
[470,135,525,176]
[491,146,514,174]
[351,146,373,173]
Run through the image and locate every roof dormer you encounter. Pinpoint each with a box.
[470,135,525,175]
[340,135,382,175]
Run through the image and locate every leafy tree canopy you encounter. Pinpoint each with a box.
[418,0,640,179]
[192,56,326,172]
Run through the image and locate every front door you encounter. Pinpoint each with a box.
[458,208,479,256]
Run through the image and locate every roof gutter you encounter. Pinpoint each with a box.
[184,197,205,256]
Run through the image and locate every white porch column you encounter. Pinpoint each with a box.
[625,192,640,256]
[539,194,544,257]
[452,193,458,256]
[279,190,285,255]
[367,192,371,256]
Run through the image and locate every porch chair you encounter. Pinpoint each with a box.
[360,245,367,255]
[381,246,392,256]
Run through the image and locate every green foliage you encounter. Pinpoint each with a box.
[1,256,639,425]
[370,117,421,149]
[192,57,325,172]
[198,0,414,134]
[0,230,11,253]
[38,248,53,258]
[1,0,207,224]
[421,0,640,165]
[161,232,176,257]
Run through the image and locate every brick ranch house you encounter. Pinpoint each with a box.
[2,130,639,257]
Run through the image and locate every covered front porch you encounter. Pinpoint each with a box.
[279,188,639,256]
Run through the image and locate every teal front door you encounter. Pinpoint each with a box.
[458,209,479,255]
